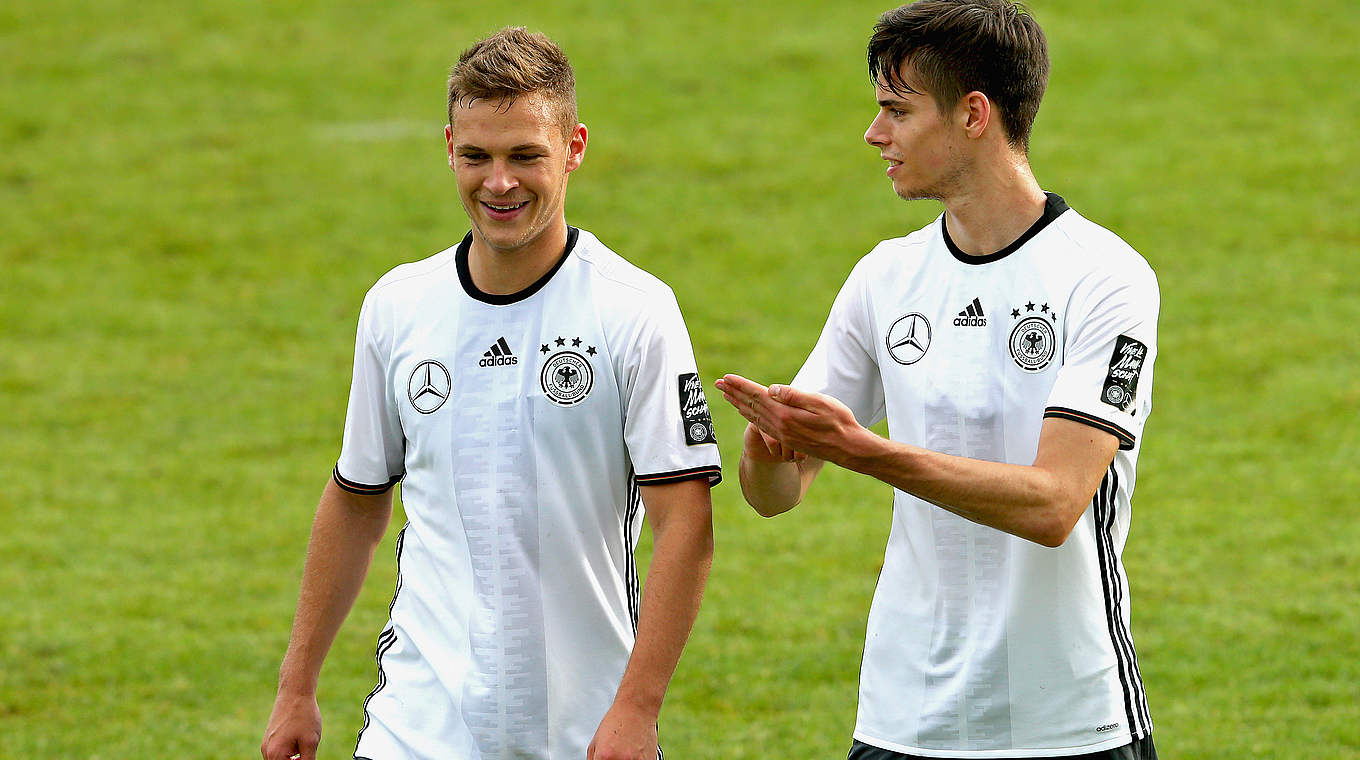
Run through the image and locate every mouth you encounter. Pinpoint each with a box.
[882,157,903,177]
[480,199,530,220]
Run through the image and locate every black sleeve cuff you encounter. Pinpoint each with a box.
[635,465,722,487]
[1044,407,1136,451]
[333,465,403,495]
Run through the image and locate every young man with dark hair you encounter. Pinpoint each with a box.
[717,2,1159,758]
[262,27,719,760]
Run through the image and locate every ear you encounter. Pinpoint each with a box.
[444,124,456,171]
[564,123,587,174]
[959,91,991,140]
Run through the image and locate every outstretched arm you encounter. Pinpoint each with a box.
[589,478,714,760]
[261,478,394,760]
[719,374,1116,547]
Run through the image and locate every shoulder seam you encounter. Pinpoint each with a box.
[368,249,458,296]
[575,247,671,299]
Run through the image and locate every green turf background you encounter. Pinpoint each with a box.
[2,1,1357,757]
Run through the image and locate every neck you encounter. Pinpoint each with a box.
[467,220,569,295]
[941,153,1047,257]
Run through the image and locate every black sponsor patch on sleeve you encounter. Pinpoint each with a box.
[678,372,716,445]
[1100,335,1147,413]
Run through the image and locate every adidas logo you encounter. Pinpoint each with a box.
[478,337,519,367]
[953,298,987,327]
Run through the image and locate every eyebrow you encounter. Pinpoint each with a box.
[454,142,551,153]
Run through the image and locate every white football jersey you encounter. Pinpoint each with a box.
[334,227,721,760]
[795,195,1158,757]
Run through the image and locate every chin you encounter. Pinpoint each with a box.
[894,184,943,202]
[471,224,520,250]
[486,234,531,253]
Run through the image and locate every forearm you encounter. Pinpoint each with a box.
[732,421,824,517]
[843,434,1070,545]
[723,377,1114,546]
[276,479,393,695]
[613,485,714,716]
[738,454,821,517]
[837,419,1114,546]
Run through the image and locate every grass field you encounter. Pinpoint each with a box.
[2,0,1358,757]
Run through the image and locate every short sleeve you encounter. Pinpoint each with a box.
[1044,264,1160,451]
[334,291,405,494]
[793,262,886,427]
[621,289,722,487]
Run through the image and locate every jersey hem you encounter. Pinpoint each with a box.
[634,465,722,487]
[851,728,1138,758]
[1043,407,1136,450]
[333,465,403,495]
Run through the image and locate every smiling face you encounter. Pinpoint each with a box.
[446,91,586,260]
[863,70,968,202]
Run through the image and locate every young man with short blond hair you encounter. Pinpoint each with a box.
[263,27,719,760]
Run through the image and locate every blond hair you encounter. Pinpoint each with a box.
[447,27,577,141]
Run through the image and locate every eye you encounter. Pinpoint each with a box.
[459,152,489,162]
[511,153,543,162]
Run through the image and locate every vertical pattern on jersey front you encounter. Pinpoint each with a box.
[1093,466,1152,739]
[917,335,1012,750]
[355,525,407,753]
[919,512,1011,750]
[453,319,548,757]
[625,473,642,634]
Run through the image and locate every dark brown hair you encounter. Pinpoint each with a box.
[447,27,577,141]
[868,0,1049,150]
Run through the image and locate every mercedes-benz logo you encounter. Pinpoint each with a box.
[407,360,451,414]
[885,313,931,365]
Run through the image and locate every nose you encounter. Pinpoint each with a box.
[484,159,517,196]
[865,112,889,148]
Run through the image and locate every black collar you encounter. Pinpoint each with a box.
[456,226,580,305]
[943,192,1070,265]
